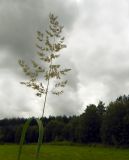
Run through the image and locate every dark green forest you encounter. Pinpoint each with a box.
[1,95,129,147]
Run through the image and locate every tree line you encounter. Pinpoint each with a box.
[0,95,129,147]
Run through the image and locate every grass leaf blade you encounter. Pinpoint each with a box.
[17,118,32,160]
[35,118,44,159]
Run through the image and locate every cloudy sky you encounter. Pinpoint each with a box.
[0,0,129,118]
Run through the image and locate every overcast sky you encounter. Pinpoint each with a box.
[0,0,129,118]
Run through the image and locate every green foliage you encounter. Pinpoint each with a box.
[97,101,105,117]
[80,104,101,143]
[101,95,129,146]
[44,120,65,142]
[1,96,129,147]
[65,116,81,142]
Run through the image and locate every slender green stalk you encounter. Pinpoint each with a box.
[41,59,52,118]
[36,118,44,159]
[17,118,32,160]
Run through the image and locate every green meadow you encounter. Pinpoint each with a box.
[0,144,129,160]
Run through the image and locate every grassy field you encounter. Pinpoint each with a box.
[0,144,129,160]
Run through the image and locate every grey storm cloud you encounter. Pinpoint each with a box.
[0,0,129,118]
[0,0,81,118]
[0,0,79,69]
[66,0,129,106]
